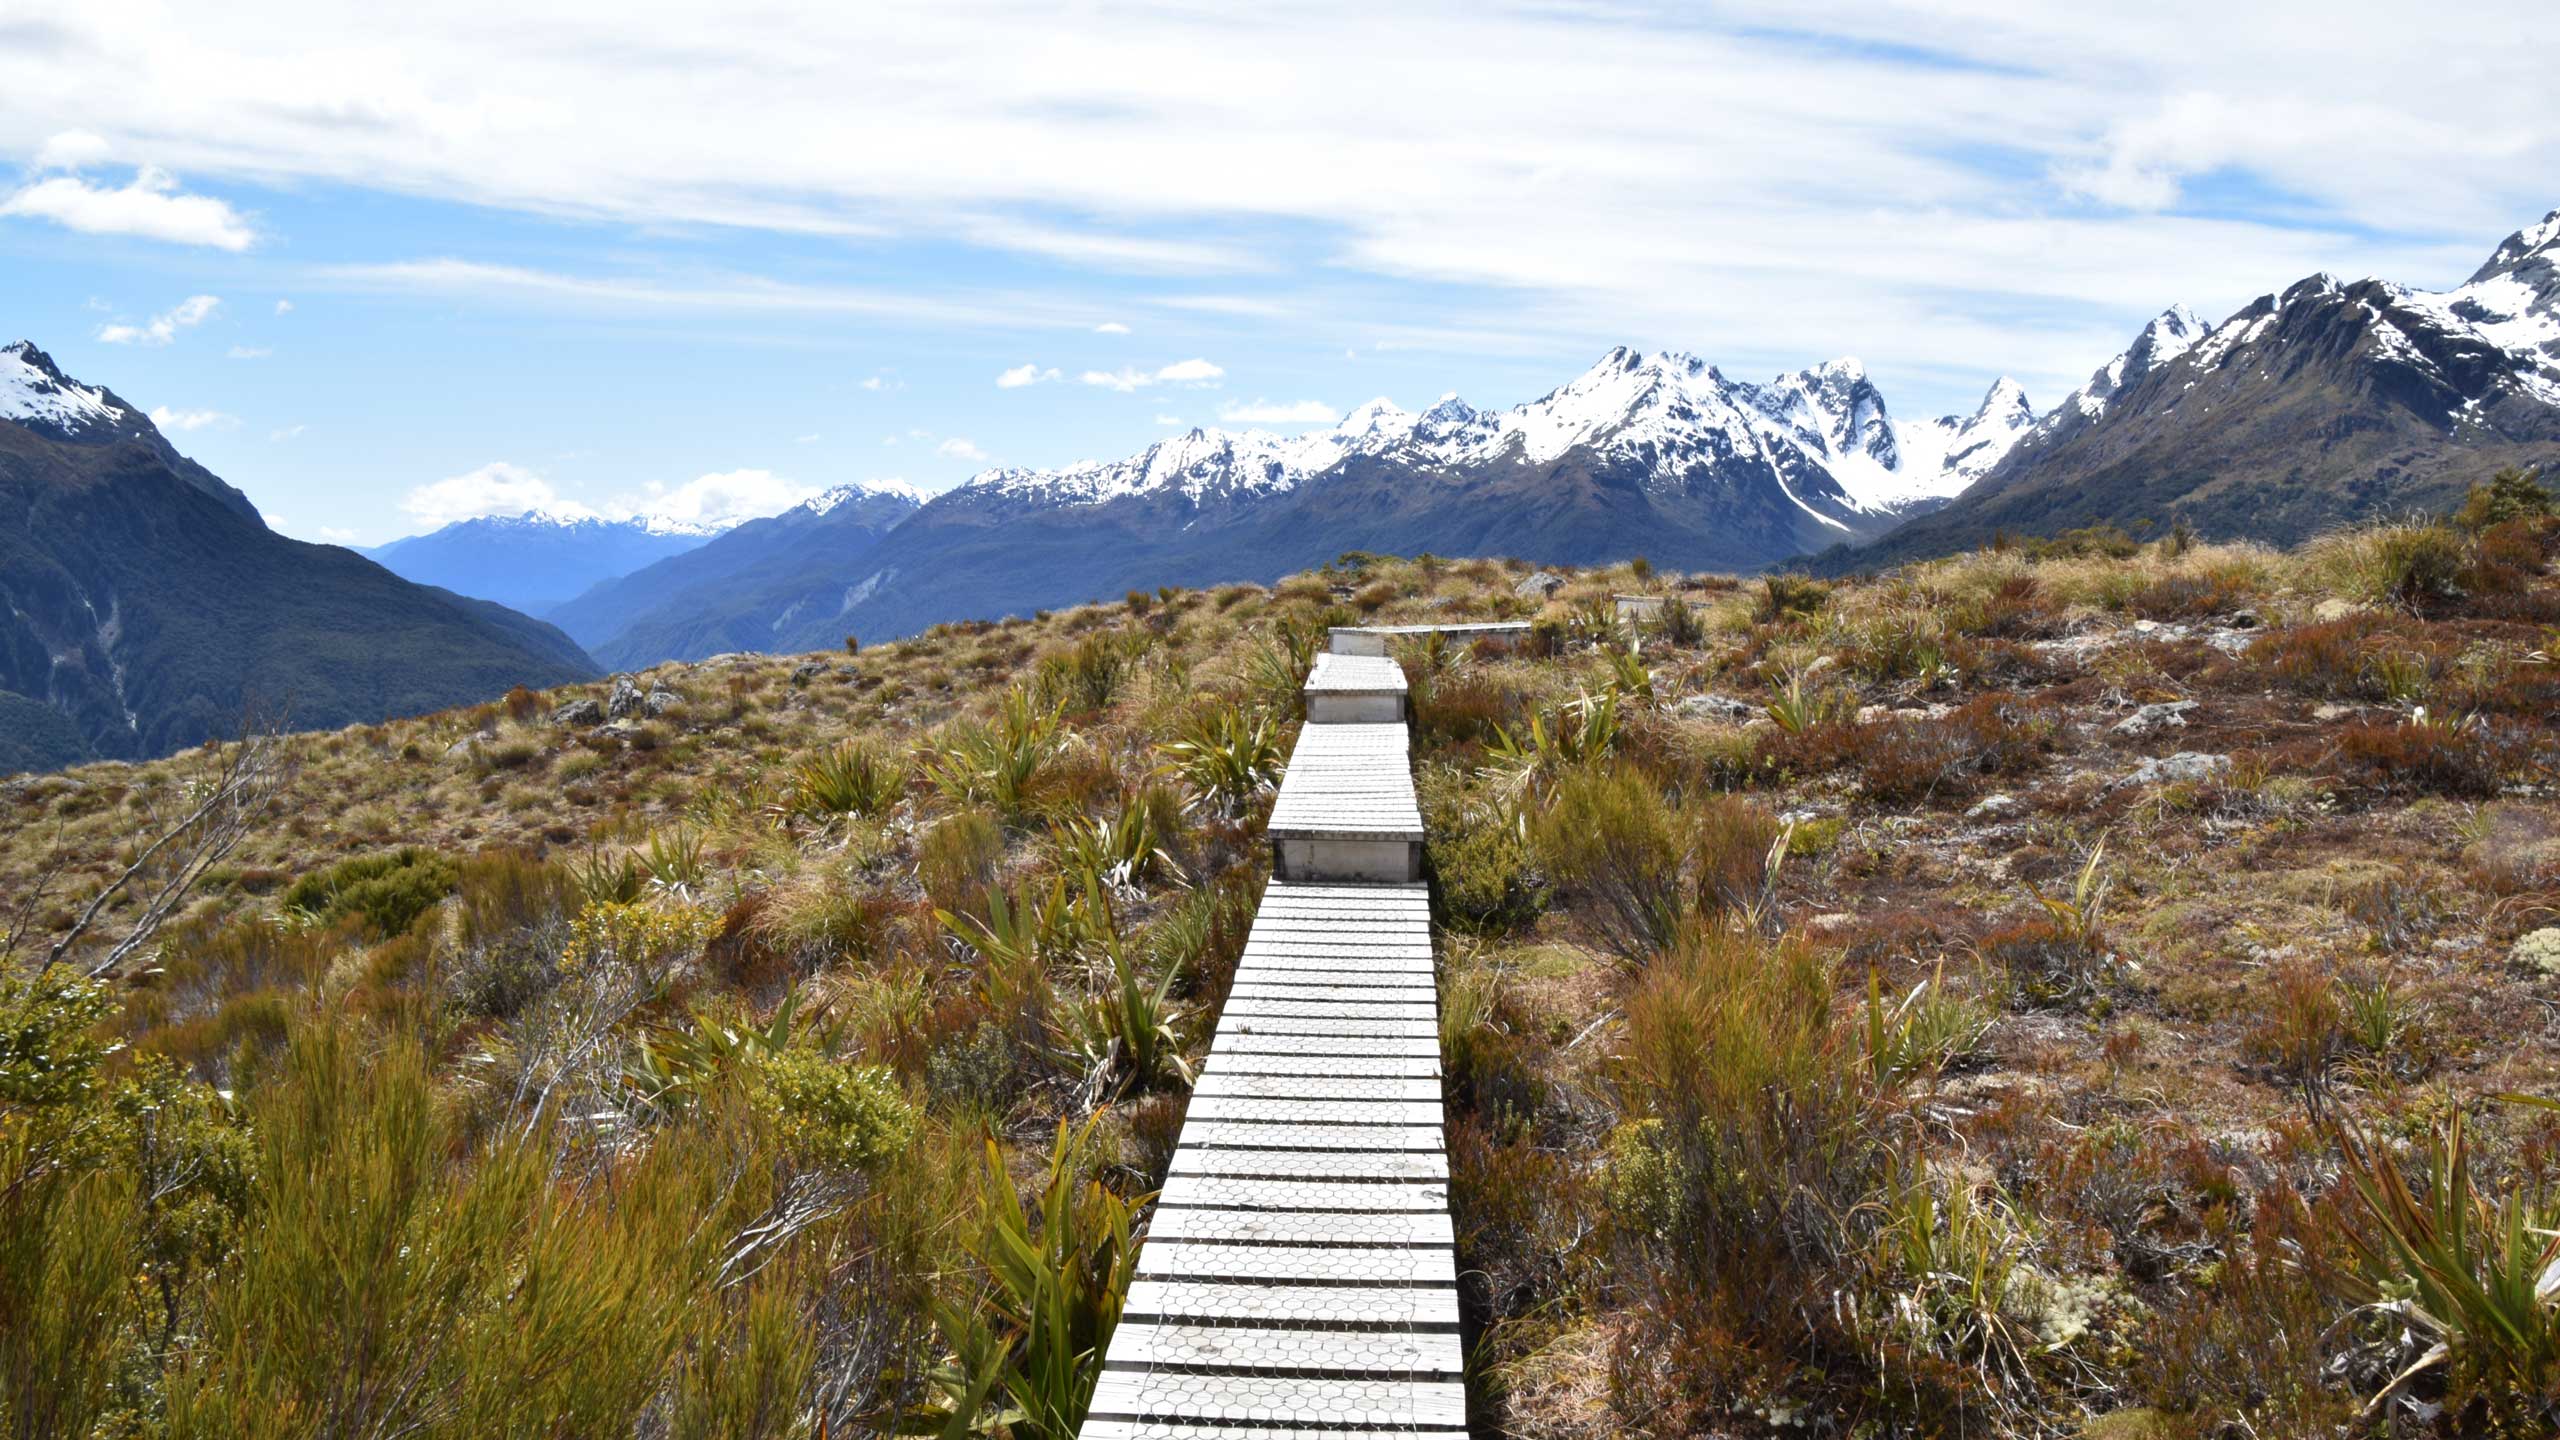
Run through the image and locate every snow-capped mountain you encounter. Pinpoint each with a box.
[2,339,132,440]
[622,346,2038,657]
[546,478,926,667]
[1,342,594,772]
[961,347,2032,529]
[1,339,265,526]
[1853,209,2560,567]
[366,511,728,616]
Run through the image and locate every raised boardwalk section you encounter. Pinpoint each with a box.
[1266,723,1424,884]
[1081,660,1467,1438]
[1326,622,1528,657]
[1304,651,1409,724]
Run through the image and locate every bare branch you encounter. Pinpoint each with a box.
[42,709,295,980]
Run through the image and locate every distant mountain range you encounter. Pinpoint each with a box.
[543,482,925,667]
[1836,209,2560,567]
[0,341,597,773]
[364,511,722,616]
[11,208,2555,766]
[393,214,2560,662]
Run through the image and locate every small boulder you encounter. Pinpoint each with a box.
[2512,928,2560,976]
[2312,598,2364,623]
[1514,570,1565,600]
[790,661,829,687]
[551,697,605,728]
[2311,701,2362,723]
[643,686,683,718]
[1673,692,1758,721]
[605,675,644,720]
[2111,700,2198,737]
[1967,793,2020,820]
[2122,751,2230,787]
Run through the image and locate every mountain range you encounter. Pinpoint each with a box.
[363,511,722,617]
[553,352,2035,661]
[8,209,2556,774]
[1839,210,2560,567]
[0,341,597,773]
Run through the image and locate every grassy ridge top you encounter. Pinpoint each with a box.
[5,509,2559,1437]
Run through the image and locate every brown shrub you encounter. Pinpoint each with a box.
[2278,718,2519,798]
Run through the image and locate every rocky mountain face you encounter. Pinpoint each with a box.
[365,511,721,617]
[590,349,2030,661]
[1840,211,2560,568]
[548,482,926,668]
[0,345,599,773]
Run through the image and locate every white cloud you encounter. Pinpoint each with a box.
[401,461,591,529]
[227,345,270,359]
[936,437,989,462]
[996,363,1060,388]
[631,468,822,528]
[0,166,253,250]
[1153,414,1186,426]
[6,6,2553,412]
[273,299,293,315]
[795,432,821,444]
[1154,357,1225,384]
[1219,398,1337,424]
[398,460,826,532]
[1080,357,1225,392]
[98,294,221,346]
[1094,321,1132,335]
[33,131,112,171]
[270,424,304,442]
[148,405,234,431]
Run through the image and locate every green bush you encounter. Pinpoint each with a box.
[278,847,460,939]
[1529,766,1779,962]
[748,1050,915,1175]
[2454,465,2553,531]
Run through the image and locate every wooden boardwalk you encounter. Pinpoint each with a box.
[1082,656,1468,1438]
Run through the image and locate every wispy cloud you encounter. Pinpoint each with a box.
[1080,358,1225,392]
[10,6,2552,413]
[1094,321,1132,335]
[0,161,253,250]
[936,437,989,462]
[99,294,220,346]
[148,404,234,431]
[270,424,304,442]
[227,345,271,360]
[1219,398,1337,425]
[996,363,1060,388]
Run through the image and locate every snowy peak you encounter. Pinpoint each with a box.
[2467,208,2560,286]
[2057,305,2210,423]
[802,479,927,518]
[0,340,137,441]
[1754,357,1899,472]
[958,344,2031,518]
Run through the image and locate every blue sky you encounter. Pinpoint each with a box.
[2,2,2552,545]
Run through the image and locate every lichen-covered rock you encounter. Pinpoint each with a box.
[550,697,605,728]
[2515,927,2560,976]
[605,675,644,719]
[2112,700,2198,737]
[1513,570,1565,600]
[2122,752,2229,787]
[643,686,682,718]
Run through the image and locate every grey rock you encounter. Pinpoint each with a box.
[2122,751,2230,786]
[1513,570,1565,600]
[1967,793,2020,820]
[790,661,829,686]
[1673,692,1758,721]
[643,686,683,718]
[606,674,644,720]
[2111,700,2198,737]
[550,697,605,728]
